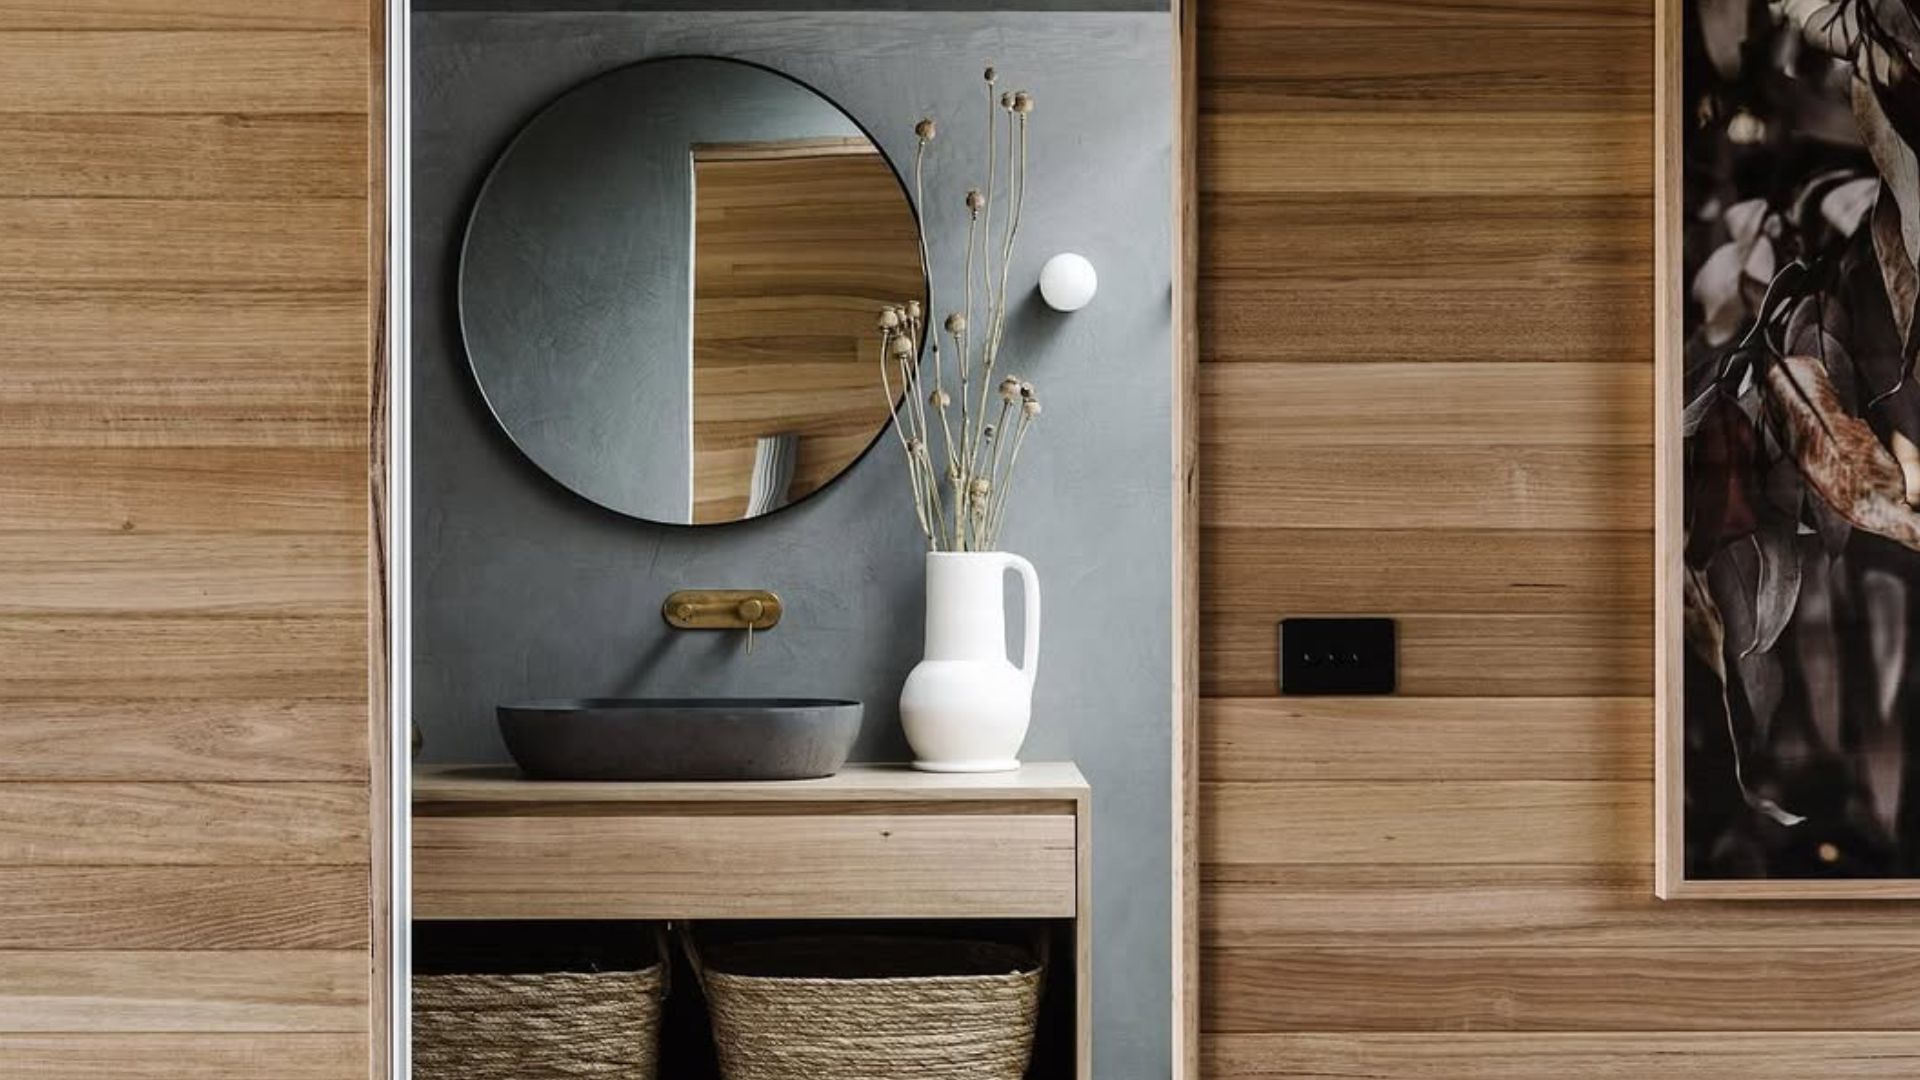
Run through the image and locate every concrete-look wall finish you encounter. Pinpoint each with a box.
[411,10,1174,1076]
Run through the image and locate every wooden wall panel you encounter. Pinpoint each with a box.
[0,2,382,1077]
[1195,0,1920,1075]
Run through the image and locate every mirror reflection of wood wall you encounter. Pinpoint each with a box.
[691,139,923,523]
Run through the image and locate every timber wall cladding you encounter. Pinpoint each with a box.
[0,2,378,1078]
[1196,1,1920,1078]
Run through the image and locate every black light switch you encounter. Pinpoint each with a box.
[1280,617,1396,695]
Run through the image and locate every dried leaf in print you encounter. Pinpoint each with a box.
[1764,355,1920,550]
[1871,185,1919,344]
[1687,394,1762,565]
[1862,566,1909,723]
[1794,546,1845,753]
[1854,79,1920,292]
[1745,527,1803,656]
[1685,564,1729,681]
[1822,175,1880,236]
[1857,564,1908,833]
[1689,564,1808,827]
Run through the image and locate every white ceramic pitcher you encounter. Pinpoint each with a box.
[899,551,1041,773]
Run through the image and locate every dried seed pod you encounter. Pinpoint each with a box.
[1019,380,1035,399]
[1000,90,1015,110]
[999,376,1021,401]
[984,66,997,83]
[905,300,923,320]
[877,308,901,330]
[914,118,936,140]
[1012,91,1034,115]
[966,189,986,213]
[944,312,967,334]
[890,335,915,360]
[929,389,951,409]
[1023,398,1043,418]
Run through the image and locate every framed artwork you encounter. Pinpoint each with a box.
[1659,0,1920,896]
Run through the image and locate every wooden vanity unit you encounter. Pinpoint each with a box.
[413,762,1091,1075]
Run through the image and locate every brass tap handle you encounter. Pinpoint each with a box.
[662,589,782,630]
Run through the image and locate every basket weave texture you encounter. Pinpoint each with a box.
[698,936,1042,1080]
[413,964,665,1080]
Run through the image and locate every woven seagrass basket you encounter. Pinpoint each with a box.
[689,932,1044,1080]
[413,922,666,1080]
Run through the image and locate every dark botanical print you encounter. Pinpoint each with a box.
[1683,0,1920,878]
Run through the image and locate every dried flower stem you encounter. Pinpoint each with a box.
[878,66,1044,552]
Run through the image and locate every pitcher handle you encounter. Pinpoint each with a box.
[1003,553,1041,688]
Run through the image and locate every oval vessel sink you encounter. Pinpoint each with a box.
[497,698,862,781]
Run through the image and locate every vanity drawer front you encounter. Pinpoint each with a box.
[413,812,1078,920]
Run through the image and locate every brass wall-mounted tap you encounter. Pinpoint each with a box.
[662,590,782,650]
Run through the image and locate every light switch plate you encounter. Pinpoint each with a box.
[1280,617,1396,695]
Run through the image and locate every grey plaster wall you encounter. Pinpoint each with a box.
[412,11,1173,1076]
[462,59,869,521]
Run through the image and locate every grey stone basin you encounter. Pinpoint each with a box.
[496,698,862,781]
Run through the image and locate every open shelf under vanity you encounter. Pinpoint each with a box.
[412,763,1091,1079]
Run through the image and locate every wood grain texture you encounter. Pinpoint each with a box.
[0,200,364,287]
[0,1,366,30]
[1203,28,1648,113]
[690,149,919,522]
[1201,114,1649,196]
[1200,444,1652,531]
[1203,781,1647,866]
[0,114,364,199]
[0,32,365,113]
[414,761,1089,803]
[1203,947,1920,1032]
[1203,611,1653,698]
[0,950,367,1032]
[0,5,380,1063]
[0,1033,368,1079]
[1199,0,1654,31]
[1196,0,1920,1071]
[0,296,365,450]
[1174,1,1200,1073]
[1200,697,1650,782]
[0,615,366,698]
[1203,528,1650,615]
[1202,276,1652,365]
[0,535,361,614]
[0,783,368,865]
[1201,864,1920,949]
[1204,1032,1920,1079]
[1652,0,1685,907]
[0,448,364,535]
[0,699,365,781]
[1199,195,1648,365]
[1201,362,1651,446]
[0,0,378,1060]
[0,867,368,949]
[414,812,1077,920]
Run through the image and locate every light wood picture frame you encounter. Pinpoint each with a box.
[1657,0,1920,899]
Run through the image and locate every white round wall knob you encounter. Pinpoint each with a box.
[1039,252,1098,312]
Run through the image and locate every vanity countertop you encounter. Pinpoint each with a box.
[412,761,1088,804]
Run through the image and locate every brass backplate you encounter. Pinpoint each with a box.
[662,589,783,630]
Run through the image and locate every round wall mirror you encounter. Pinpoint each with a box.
[459,57,926,525]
